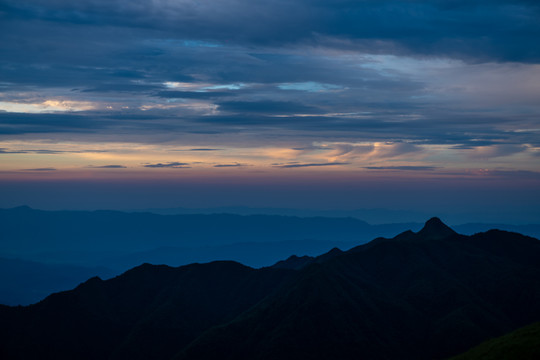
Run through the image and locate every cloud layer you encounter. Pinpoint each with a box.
[0,0,539,185]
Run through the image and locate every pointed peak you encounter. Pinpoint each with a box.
[424,217,447,228]
[417,217,457,240]
[327,247,343,255]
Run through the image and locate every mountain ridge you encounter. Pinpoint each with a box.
[1,219,540,359]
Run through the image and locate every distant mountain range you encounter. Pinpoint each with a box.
[1,218,539,359]
[129,205,540,225]
[1,206,540,306]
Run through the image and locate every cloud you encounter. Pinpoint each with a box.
[364,166,438,171]
[375,142,424,158]
[171,148,223,152]
[82,83,161,93]
[275,162,350,168]
[213,163,247,168]
[0,0,538,182]
[217,101,319,115]
[22,168,57,171]
[0,112,109,135]
[0,148,26,154]
[88,165,127,169]
[156,91,237,99]
[0,147,109,154]
[3,0,539,62]
[465,144,529,159]
[330,144,375,157]
[143,162,190,168]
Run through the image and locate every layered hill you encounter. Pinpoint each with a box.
[1,218,540,359]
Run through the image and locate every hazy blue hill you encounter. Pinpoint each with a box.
[0,206,414,306]
[0,258,114,305]
[0,206,411,261]
[449,321,540,360]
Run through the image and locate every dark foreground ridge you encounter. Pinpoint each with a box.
[1,218,540,359]
[449,321,540,360]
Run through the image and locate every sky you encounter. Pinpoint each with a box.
[1,0,539,221]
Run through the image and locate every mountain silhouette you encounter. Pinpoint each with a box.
[1,219,540,359]
[417,216,458,240]
[178,221,540,360]
[0,262,293,360]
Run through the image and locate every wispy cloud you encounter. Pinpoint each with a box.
[0,148,26,154]
[88,165,127,169]
[275,162,350,168]
[364,166,438,171]
[171,148,223,152]
[22,168,57,171]
[143,162,191,168]
[213,163,247,168]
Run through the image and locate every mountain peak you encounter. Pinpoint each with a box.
[417,217,457,240]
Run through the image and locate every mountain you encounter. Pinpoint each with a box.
[1,218,540,359]
[178,218,540,360]
[0,261,293,360]
[2,206,539,306]
[454,222,540,240]
[0,206,420,265]
[0,206,417,306]
[450,321,540,360]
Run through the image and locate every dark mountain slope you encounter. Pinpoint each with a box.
[1,218,540,360]
[178,219,540,360]
[271,254,315,270]
[449,321,540,360]
[0,261,293,360]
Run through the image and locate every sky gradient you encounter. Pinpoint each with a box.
[1,0,539,221]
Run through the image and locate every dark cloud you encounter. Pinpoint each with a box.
[0,148,26,154]
[0,112,109,135]
[364,166,439,171]
[213,164,247,168]
[170,148,223,152]
[275,162,350,168]
[156,91,238,99]
[88,165,127,169]
[0,0,538,158]
[0,147,109,154]
[143,162,190,168]
[0,107,536,150]
[22,168,57,171]
[82,83,162,93]
[217,101,320,115]
[2,0,539,62]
